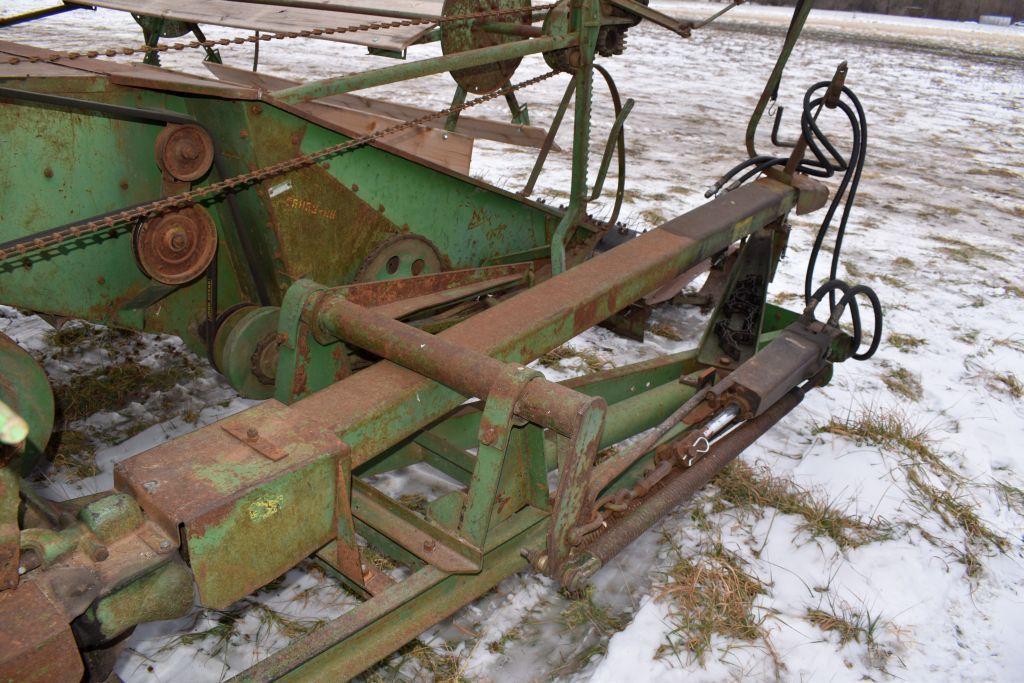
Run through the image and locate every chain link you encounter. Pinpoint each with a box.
[0,70,559,264]
[4,4,557,66]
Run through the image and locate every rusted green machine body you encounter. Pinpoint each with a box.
[0,0,882,680]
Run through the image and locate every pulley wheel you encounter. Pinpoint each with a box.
[441,0,532,94]
[355,235,443,282]
[133,206,218,285]
[155,124,214,182]
[214,306,281,400]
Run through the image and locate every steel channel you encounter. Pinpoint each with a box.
[273,34,576,103]
[236,519,545,681]
[315,295,590,436]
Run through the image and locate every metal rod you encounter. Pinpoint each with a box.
[521,76,576,197]
[191,179,795,472]
[745,0,814,158]
[234,564,449,682]
[0,3,81,28]
[314,295,592,437]
[273,34,576,103]
[589,387,707,496]
[478,22,545,38]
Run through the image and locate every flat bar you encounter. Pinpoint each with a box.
[273,34,575,103]
[0,4,81,28]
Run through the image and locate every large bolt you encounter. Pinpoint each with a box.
[165,226,189,253]
[179,142,200,161]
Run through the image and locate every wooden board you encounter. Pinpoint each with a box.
[290,99,473,175]
[0,40,257,98]
[205,61,555,149]
[64,0,436,52]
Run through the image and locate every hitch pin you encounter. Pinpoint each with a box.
[688,403,745,456]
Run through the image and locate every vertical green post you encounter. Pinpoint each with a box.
[550,0,602,274]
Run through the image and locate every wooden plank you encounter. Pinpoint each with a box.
[63,0,435,51]
[226,0,443,17]
[0,40,258,98]
[205,61,556,149]
[292,99,473,174]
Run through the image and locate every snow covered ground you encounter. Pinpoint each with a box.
[2,2,1023,681]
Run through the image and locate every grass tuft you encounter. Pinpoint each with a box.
[713,461,892,549]
[819,407,1008,573]
[648,321,684,342]
[805,596,894,669]
[887,332,926,352]
[655,540,775,668]
[883,365,923,401]
[47,428,99,479]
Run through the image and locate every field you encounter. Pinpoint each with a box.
[1,1,1023,681]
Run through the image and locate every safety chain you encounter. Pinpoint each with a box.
[3,4,557,66]
[0,70,559,263]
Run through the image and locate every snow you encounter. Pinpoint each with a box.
[2,2,1023,682]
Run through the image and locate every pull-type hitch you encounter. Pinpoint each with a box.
[2,176,862,681]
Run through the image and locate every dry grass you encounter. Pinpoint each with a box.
[965,359,1024,400]
[537,345,609,374]
[713,461,893,549]
[929,233,1006,264]
[365,640,468,683]
[532,586,632,677]
[398,493,428,514]
[537,344,576,368]
[882,365,923,401]
[641,209,667,226]
[52,359,199,423]
[648,321,684,341]
[806,596,894,669]
[816,407,945,474]
[891,256,915,269]
[818,407,1007,575]
[887,332,926,352]
[655,540,776,669]
[987,371,1023,399]
[47,428,98,479]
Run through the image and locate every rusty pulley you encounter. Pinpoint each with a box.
[132,206,217,285]
[155,123,214,182]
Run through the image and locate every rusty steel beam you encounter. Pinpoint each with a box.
[307,178,798,466]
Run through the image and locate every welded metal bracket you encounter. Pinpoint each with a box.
[275,279,350,404]
[461,365,543,548]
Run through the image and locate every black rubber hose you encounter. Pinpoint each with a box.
[808,279,862,351]
[832,283,882,360]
